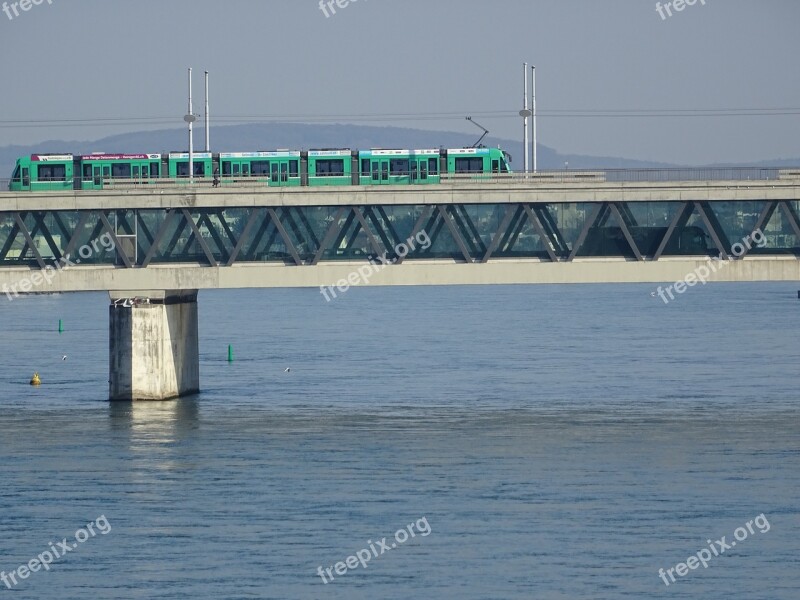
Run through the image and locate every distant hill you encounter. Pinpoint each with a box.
[1,123,796,178]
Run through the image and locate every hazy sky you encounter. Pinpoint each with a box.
[0,0,797,164]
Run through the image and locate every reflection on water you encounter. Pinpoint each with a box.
[109,399,200,473]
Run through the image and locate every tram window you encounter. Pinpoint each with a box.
[428,158,438,175]
[37,164,67,181]
[455,157,484,173]
[390,159,409,176]
[150,163,160,178]
[289,160,299,177]
[194,162,205,177]
[233,164,240,176]
[252,161,269,176]
[492,160,499,174]
[11,165,20,182]
[242,164,250,176]
[133,166,140,178]
[83,165,93,180]
[361,159,370,176]
[222,162,232,176]
[103,167,111,179]
[420,162,428,180]
[112,164,131,179]
[315,159,344,177]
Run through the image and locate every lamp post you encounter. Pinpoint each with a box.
[519,63,532,174]
[184,68,197,184]
[204,70,210,153]
[531,65,538,173]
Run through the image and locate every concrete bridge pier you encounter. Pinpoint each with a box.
[109,290,199,401]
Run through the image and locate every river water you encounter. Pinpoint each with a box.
[0,283,798,599]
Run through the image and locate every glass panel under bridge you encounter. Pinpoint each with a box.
[0,202,797,268]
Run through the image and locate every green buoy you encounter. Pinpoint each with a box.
[58,319,63,333]
[227,345,234,363]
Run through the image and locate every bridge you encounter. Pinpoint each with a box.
[2,168,798,400]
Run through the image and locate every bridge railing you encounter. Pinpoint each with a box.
[2,168,799,193]
[442,167,788,183]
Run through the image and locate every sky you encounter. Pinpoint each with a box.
[0,0,797,165]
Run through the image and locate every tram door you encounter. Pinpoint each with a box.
[268,160,292,185]
[371,160,389,184]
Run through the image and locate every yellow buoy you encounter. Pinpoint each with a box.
[30,373,41,386]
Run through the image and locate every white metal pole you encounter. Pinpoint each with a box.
[204,71,210,153]
[188,68,194,184]
[532,65,538,173]
[523,63,529,173]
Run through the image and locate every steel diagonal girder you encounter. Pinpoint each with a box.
[779,201,800,239]
[279,208,307,255]
[595,204,613,228]
[49,212,75,259]
[332,209,357,253]
[175,213,212,263]
[243,210,274,261]
[437,205,474,262]
[180,209,218,266]
[567,203,605,262]
[198,212,230,264]
[215,210,240,250]
[698,201,733,256]
[311,207,346,265]
[261,225,282,261]
[83,219,108,258]
[450,205,486,256]
[608,203,644,261]
[142,210,176,267]
[653,202,691,260]
[695,202,730,259]
[294,208,321,251]
[19,212,58,260]
[396,206,434,265]
[266,208,303,265]
[363,206,398,255]
[503,207,528,254]
[460,206,487,253]
[482,205,518,262]
[617,203,639,227]
[423,209,445,251]
[136,212,156,259]
[98,212,133,268]
[112,211,136,236]
[63,212,92,261]
[14,213,46,268]
[505,205,535,258]
[227,209,262,266]
[374,206,403,248]
[522,204,560,262]
[164,211,191,260]
[352,207,386,258]
[533,204,569,255]
[740,202,778,258]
